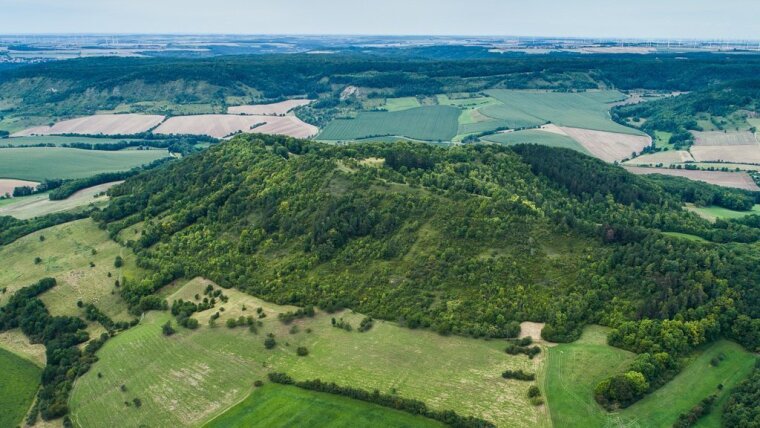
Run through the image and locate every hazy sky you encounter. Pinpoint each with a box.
[1,0,758,39]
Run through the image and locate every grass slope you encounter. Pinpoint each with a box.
[0,219,142,322]
[70,278,547,428]
[484,90,639,135]
[318,106,460,141]
[204,383,442,428]
[0,347,41,428]
[686,203,760,221]
[545,326,756,428]
[0,147,168,181]
[482,130,591,155]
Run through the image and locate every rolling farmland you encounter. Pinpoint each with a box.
[624,150,695,166]
[0,181,121,219]
[559,127,651,162]
[0,147,168,181]
[153,114,317,139]
[0,348,42,428]
[692,131,758,146]
[624,166,760,191]
[11,114,165,137]
[481,129,591,155]
[318,106,460,141]
[227,99,312,115]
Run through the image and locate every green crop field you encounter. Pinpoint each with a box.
[318,106,460,141]
[662,232,709,243]
[686,203,760,221]
[482,129,591,155]
[70,278,548,428]
[484,90,640,135]
[1,136,146,147]
[0,347,42,428]
[0,147,168,181]
[544,326,756,428]
[478,103,546,130]
[0,219,144,322]
[204,383,443,428]
[384,97,421,112]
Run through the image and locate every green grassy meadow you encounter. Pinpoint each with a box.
[0,347,42,428]
[686,203,760,221]
[0,136,146,147]
[384,97,421,112]
[481,129,591,155]
[0,147,168,181]
[544,326,756,428]
[204,383,443,428]
[69,278,548,428]
[662,231,710,243]
[484,90,640,135]
[318,106,460,141]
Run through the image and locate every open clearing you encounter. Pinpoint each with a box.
[560,127,651,162]
[692,131,758,146]
[624,150,695,165]
[12,114,165,137]
[0,219,143,322]
[482,129,591,155]
[685,203,760,222]
[0,178,39,196]
[690,144,760,164]
[624,166,760,191]
[0,329,47,367]
[318,106,460,141]
[0,181,121,219]
[227,99,312,115]
[483,90,638,135]
[545,326,756,428]
[384,97,422,112]
[70,277,548,428]
[0,348,42,428]
[154,114,317,139]
[204,383,442,428]
[0,147,168,181]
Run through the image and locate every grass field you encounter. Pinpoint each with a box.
[478,103,547,130]
[685,203,760,221]
[1,136,146,147]
[544,326,756,428]
[384,97,421,112]
[0,147,168,181]
[70,277,548,428]
[484,90,640,135]
[0,347,41,428]
[204,383,443,428]
[0,219,143,322]
[0,181,118,219]
[481,129,591,155]
[318,106,460,141]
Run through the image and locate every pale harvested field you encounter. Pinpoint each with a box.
[12,114,165,136]
[538,123,568,136]
[692,131,758,146]
[154,114,317,139]
[0,179,38,196]
[227,99,312,115]
[690,144,760,164]
[560,127,651,162]
[0,330,46,367]
[625,166,760,191]
[624,150,695,165]
[0,181,121,219]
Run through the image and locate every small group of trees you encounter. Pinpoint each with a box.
[277,305,315,324]
[501,369,535,381]
[331,317,353,332]
[504,343,541,359]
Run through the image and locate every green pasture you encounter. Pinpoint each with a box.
[318,106,460,141]
[0,347,41,428]
[482,129,590,155]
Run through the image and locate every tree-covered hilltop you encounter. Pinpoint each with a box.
[94,135,759,354]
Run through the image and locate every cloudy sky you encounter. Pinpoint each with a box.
[1,0,758,39]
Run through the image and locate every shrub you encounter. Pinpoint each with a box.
[502,370,535,381]
[264,337,276,349]
[162,321,175,336]
[114,256,124,268]
[297,346,309,356]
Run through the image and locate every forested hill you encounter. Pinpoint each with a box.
[95,135,759,352]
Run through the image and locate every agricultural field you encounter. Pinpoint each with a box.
[69,277,548,428]
[383,97,421,112]
[0,329,47,367]
[544,326,756,428]
[690,144,760,164]
[318,106,460,141]
[481,129,590,155]
[0,136,147,147]
[559,127,651,162]
[227,99,312,115]
[685,203,760,221]
[154,114,317,139]
[0,147,168,181]
[204,384,443,428]
[0,181,120,219]
[12,114,165,137]
[624,166,760,191]
[625,150,695,166]
[692,131,758,146]
[0,219,143,322]
[0,178,38,196]
[483,90,638,135]
[0,347,42,428]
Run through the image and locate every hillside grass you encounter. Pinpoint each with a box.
[70,277,548,428]
[0,347,41,428]
[384,97,421,112]
[685,203,760,221]
[0,219,143,322]
[545,326,756,428]
[0,147,168,181]
[481,129,591,155]
[204,383,443,428]
[484,90,640,135]
[318,106,460,141]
